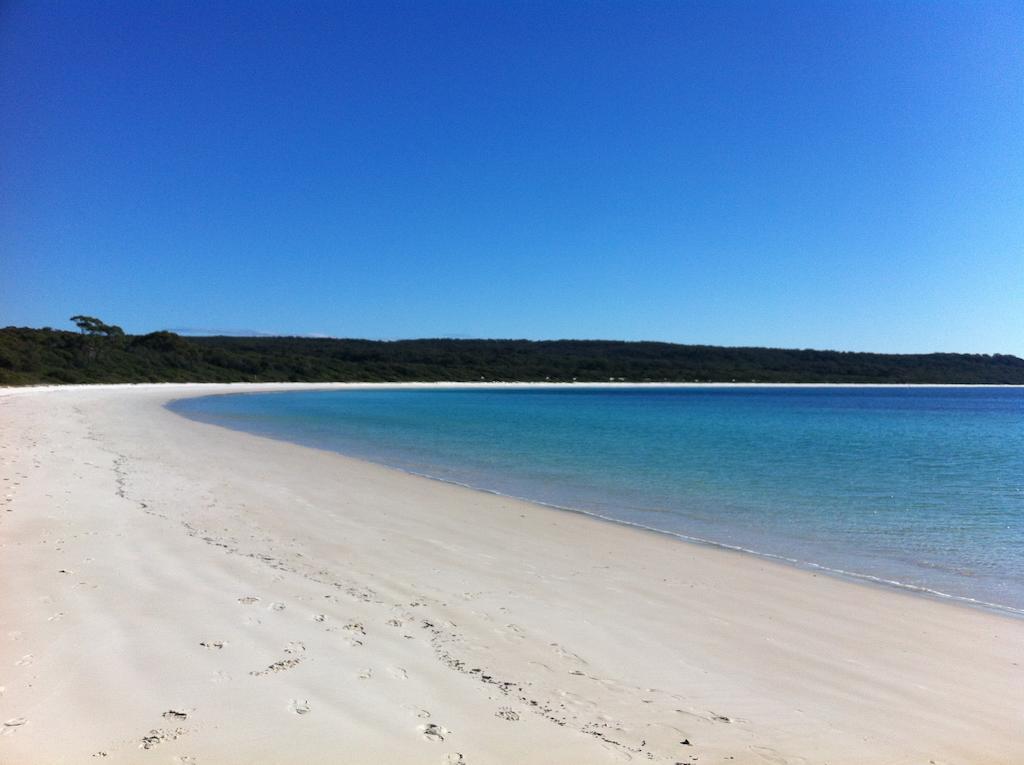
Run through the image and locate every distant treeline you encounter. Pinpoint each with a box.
[2,323,1023,385]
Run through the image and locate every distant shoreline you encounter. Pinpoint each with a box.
[4,327,1022,385]
[4,379,1024,395]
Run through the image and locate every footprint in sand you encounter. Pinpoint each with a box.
[268,602,286,612]
[163,710,189,722]
[358,667,373,680]
[139,727,185,750]
[250,658,301,676]
[420,723,449,742]
[14,654,33,667]
[549,642,587,665]
[402,705,431,719]
[284,641,305,654]
[495,707,520,721]
[238,596,260,605]
[47,612,65,622]
[388,667,409,680]
[288,699,311,715]
[2,717,27,735]
[444,754,466,764]
[341,622,366,647]
[199,641,225,650]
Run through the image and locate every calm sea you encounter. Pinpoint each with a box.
[170,386,1024,614]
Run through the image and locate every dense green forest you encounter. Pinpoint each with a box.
[2,321,1023,385]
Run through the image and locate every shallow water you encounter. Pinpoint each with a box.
[171,386,1024,613]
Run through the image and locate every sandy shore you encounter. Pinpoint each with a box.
[1,384,1022,764]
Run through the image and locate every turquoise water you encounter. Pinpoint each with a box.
[171,386,1024,614]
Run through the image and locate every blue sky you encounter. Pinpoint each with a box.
[1,1,1021,354]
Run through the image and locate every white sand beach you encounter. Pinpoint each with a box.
[1,383,1022,764]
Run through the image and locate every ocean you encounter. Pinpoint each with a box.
[170,386,1024,614]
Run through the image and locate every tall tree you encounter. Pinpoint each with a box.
[70,315,124,337]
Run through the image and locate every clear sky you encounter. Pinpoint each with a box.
[1,1,1021,354]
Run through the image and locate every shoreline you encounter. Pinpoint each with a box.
[168,384,1024,620]
[2,383,1022,763]
[5,379,1024,393]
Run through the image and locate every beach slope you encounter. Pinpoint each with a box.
[1,384,1021,764]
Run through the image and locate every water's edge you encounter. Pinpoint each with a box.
[166,389,1024,620]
